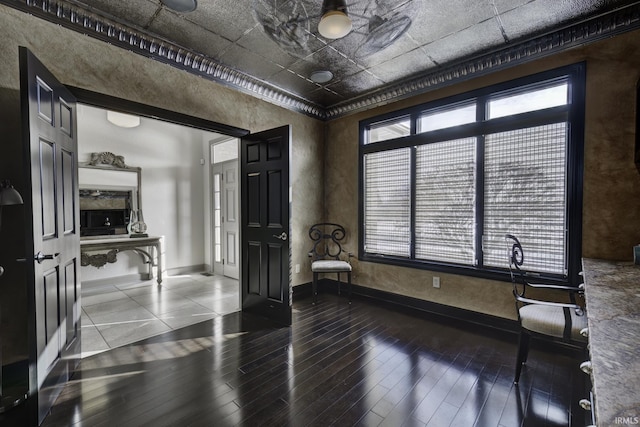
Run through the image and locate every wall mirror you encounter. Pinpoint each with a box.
[79,152,142,238]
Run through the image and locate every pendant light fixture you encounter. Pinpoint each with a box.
[318,0,352,39]
[106,111,141,128]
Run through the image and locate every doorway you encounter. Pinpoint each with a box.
[76,104,243,357]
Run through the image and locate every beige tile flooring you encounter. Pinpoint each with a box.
[81,272,239,358]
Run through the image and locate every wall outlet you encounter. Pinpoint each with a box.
[433,276,440,288]
[295,264,300,274]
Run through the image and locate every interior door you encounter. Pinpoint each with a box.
[240,125,291,326]
[19,47,81,426]
[222,160,240,279]
[212,160,239,279]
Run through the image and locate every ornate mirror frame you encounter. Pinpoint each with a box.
[78,151,142,212]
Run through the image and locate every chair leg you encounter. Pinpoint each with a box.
[347,271,352,304]
[514,330,530,384]
[312,272,318,304]
[337,272,341,295]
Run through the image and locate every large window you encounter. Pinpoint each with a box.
[359,64,585,284]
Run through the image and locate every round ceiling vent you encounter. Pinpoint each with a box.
[310,70,334,84]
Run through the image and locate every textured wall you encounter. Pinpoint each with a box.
[0,4,324,364]
[325,30,640,321]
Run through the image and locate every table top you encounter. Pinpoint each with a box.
[80,235,161,246]
[581,258,640,426]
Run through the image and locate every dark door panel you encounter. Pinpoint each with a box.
[20,47,80,426]
[241,126,291,326]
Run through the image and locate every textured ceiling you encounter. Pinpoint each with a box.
[6,0,640,119]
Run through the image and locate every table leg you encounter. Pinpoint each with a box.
[156,241,163,285]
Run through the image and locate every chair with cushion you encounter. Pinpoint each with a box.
[308,223,353,304]
[505,234,588,384]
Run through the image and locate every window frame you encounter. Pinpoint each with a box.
[358,64,585,286]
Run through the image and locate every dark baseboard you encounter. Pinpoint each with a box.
[293,279,586,358]
[294,278,518,333]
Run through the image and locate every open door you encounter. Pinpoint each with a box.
[240,125,291,326]
[19,47,81,425]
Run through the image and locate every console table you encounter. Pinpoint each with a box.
[582,258,640,426]
[80,236,163,284]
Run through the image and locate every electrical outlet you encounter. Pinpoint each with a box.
[295,264,300,274]
[433,276,440,288]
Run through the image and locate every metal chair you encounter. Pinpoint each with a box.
[506,234,587,384]
[308,223,353,304]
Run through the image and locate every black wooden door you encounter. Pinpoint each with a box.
[19,47,81,426]
[240,125,291,326]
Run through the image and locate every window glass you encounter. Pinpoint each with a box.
[367,118,410,144]
[359,65,582,281]
[418,103,476,133]
[488,83,568,119]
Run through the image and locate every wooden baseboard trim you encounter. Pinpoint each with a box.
[293,279,518,334]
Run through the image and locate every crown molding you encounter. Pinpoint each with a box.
[2,0,640,121]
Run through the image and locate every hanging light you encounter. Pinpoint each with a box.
[106,111,141,128]
[0,180,23,232]
[318,0,352,39]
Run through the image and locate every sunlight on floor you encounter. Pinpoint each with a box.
[80,272,239,358]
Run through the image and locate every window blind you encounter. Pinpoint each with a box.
[483,122,568,274]
[363,148,411,257]
[415,137,477,264]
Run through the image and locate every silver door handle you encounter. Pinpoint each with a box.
[35,251,59,264]
[272,232,288,241]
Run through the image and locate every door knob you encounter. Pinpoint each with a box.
[21,252,60,264]
[35,252,58,264]
[272,232,288,241]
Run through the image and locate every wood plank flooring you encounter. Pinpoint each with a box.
[3,294,588,426]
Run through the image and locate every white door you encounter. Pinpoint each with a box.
[212,159,239,279]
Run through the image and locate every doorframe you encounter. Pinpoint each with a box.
[70,87,251,322]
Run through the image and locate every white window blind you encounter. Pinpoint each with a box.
[363,148,411,257]
[483,122,568,274]
[415,138,477,264]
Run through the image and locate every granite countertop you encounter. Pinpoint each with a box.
[582,258,640,427]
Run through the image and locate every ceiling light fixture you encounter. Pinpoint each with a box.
[161,0,197,13]
[310,70,334,84]
[318,0,352,39]
[106,111,141,128]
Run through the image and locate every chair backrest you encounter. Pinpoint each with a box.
[505,234,526,297]
[309,223,348,261]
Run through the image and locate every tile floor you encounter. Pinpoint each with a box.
[81,272,239,358]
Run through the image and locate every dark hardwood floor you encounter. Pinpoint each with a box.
[3,294,588,427]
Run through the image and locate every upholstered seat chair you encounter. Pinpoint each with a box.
[505,234,588,384]
[308,223,353,304]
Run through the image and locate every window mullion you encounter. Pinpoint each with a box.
[410,145,417,259]
[475,97,486,267]
[410,113,418,260]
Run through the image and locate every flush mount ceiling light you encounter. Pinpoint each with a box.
[318,0,352,39]
[310,70,334,84]
[106,111,141,128]
[161,0,197,13]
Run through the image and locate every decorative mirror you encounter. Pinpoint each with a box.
[79,152,143,238]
